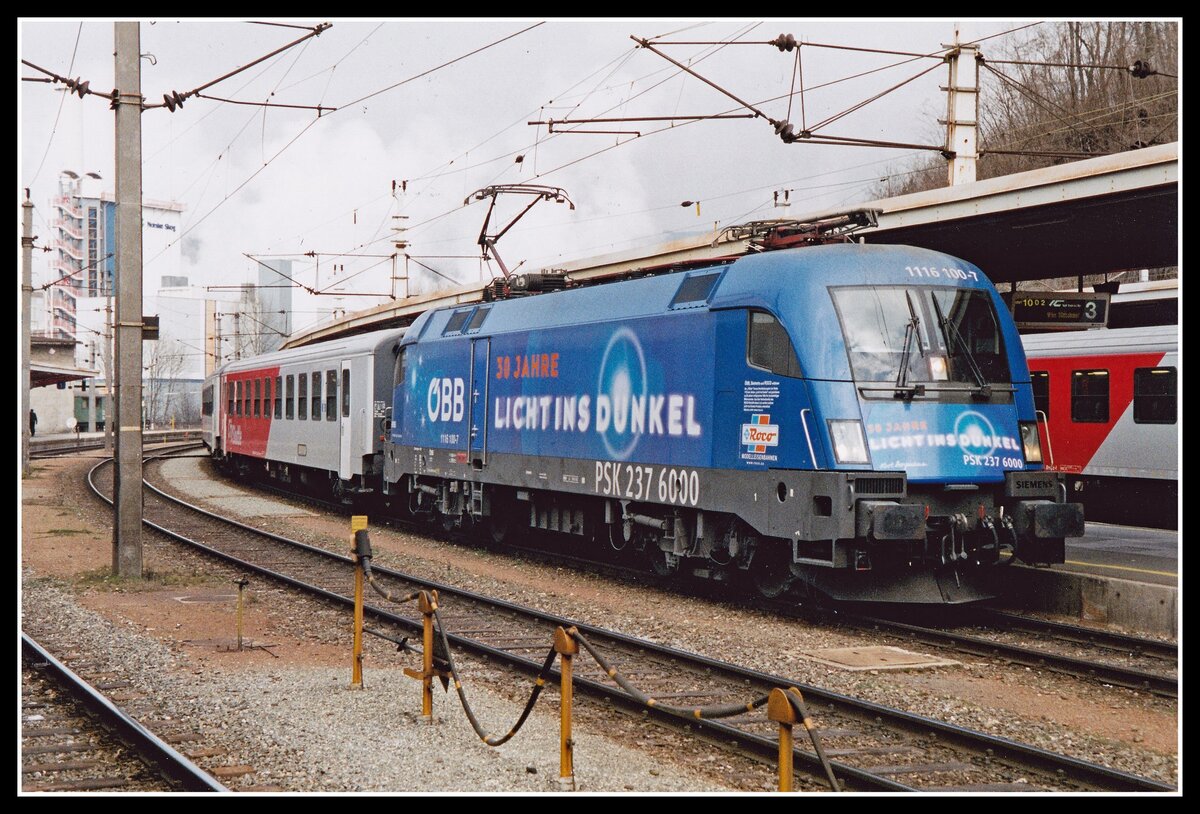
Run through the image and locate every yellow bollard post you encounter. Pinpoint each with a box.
[768,688,798,792]
[350,515,368,689]
[553,626,579,791]
[419,589,437,722]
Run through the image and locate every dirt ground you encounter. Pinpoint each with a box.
[19,453,1179,758]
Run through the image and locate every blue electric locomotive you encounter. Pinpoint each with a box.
[384,244,1083,603]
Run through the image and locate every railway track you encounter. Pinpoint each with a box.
[29,430,201,459]
[202,456,1181,701]
[21,633,225,793]
[85,451,1174,792]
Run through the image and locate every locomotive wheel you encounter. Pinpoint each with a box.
[751,545,796,599]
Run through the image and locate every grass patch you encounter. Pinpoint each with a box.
[75,567,218,591]
[45,528,89,537]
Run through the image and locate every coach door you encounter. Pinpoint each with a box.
[468,338,490,467]
[339,360,354,480]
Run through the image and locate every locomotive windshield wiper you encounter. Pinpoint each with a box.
[894,290,925,399]
[930,293,990,398]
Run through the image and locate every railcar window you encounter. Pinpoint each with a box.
[227,382,234,416]
[286,375,295,420]
[467,306,491,332]
[443,309,472,335]
[1071,369,1109,423]
[342,369,351,417]
[327,370,338,421]
[298,373,308,420]
[312,372,322,421]
[671,271,722,308]
[1134,367,1176,424]
[235,381,243,416]
[1031,370,1050,419]
[274,376,282,419]
[243,380,251,417]
[747,311,802,377]
[202,386,213,417]
[254,379,261,417]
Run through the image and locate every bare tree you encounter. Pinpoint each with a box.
[875,21,1178,198]
[143,338,187,429]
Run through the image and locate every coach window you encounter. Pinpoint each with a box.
[1031,370,1050,419]
[1071,369,1109,423]
[1134,367,1176,424]
[326,370,338,421]
[202,386,213,417]
[274,376,283,419]
[747,310,802,377]
[298,373,308,420]
[312,372,322,421]
[254,379,262,417]
[342,369,351,417]
[244,379,251,417]
[234,380,242,416]
[286,375,295,420]
[228,382,235,416]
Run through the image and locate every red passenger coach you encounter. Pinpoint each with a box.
[1021,325,1178,528]
[204,328,406,501]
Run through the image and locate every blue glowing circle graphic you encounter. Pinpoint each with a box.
[953,410,998,458]
[596,327,647,460]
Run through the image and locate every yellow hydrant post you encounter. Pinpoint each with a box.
[767,688,798,792]
[553,626,579,790]
[350,515,369,688]
[419,589,438,722]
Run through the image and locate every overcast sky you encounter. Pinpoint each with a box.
[21,17,1048,337]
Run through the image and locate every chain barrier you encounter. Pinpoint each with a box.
[348,519,837,791]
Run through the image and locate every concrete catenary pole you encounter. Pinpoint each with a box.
[944,26,979,186]
[21,192,34,478]
[104,296,114,451]
[113,21,144,577]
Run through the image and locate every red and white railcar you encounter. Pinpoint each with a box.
[203,328,405,498]
[1021,324,1178,528]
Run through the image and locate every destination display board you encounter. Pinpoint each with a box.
[1011,291,1110,330]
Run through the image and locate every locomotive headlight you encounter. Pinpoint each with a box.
[928,354,949,381]
[1019,421,1043,464]
[829,420,871,465]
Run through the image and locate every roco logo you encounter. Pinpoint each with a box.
[427,377,465,422]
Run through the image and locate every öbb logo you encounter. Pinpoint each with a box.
[427,377,465,422]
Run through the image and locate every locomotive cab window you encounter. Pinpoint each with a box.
[1031,370,1050,419]
[1071,369,1109,423]
[747,311,802,377]
[1134,367,1176,424]
[831,286,1010,389]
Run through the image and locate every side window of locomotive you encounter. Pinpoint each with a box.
[1071,369,1109,423]
[274,376,283,419]
[286,375,295,420]
[1134,367,1176,424]
[311,372,322,421]
[326,370,338,421]
[442,309,472,336]
[747,311,802,378]
[342,369,351,418]
[298,373,308,420]
[1031,370,1050,419]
